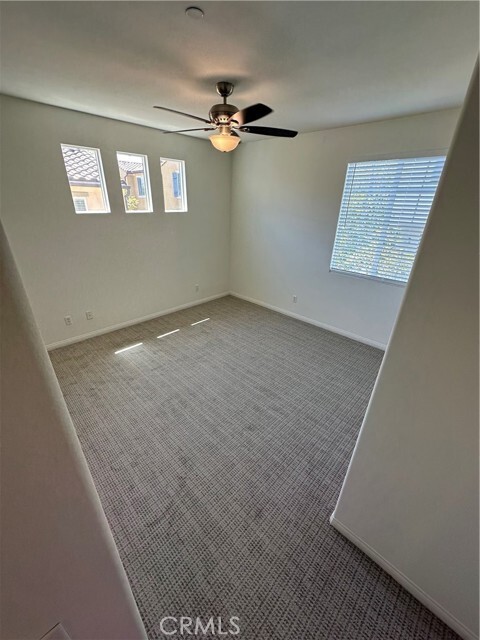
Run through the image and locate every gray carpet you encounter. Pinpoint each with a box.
[50,296,459,640]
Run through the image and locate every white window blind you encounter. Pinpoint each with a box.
[330,155,446,284]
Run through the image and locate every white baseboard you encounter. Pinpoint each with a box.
[46,293,229,351]
[47,291,386,352]
[229,292,386,350]
[330,516,478,640]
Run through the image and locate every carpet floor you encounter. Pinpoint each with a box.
[50,296,459,640]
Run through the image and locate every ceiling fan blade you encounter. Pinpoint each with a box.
[153,105,211,124]
[163,127,215,134]
[230,103,273,126]
[239,125,298,138]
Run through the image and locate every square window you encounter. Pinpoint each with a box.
[160,158,188,212]
[330,155,446,285]
[172,171,181,198]
[117,152,153,213]
[73,197,88,212]
[61,144,110,214]
[136,175,146,197]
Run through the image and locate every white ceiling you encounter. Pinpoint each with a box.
[0,1,478,142]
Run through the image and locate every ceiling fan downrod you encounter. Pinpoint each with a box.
[154,80,298,151]
[215,81,234,103]
[210,81,238,124]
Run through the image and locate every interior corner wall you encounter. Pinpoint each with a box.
[331,65,479,640]
[0,96,461,351]
[229,108,460,348]
[1,221,147,640]
[0,95,232,348]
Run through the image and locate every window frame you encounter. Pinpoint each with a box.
[116,151,153,214]
[329,151,447,286]
[160,157,188,213]
[61,143,111,215]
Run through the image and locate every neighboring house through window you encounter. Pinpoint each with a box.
[73,197,88,212]
[160,158,188,212]
[330,155,446,285]
[172,171,181,198]
[60,144,110,214]
[116,152,152,213]
[136,175,146,197]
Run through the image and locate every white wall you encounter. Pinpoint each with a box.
[0,96,231,348]
[331,66,479,640]
[0,97,460,350]
[1,222,147,640]
[230,108,459,348]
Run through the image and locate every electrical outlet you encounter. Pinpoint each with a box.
[293,295,297,303]
[64,315,72,326]
[85,310,94,320]
[195,284,199,292]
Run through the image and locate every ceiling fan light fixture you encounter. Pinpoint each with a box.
[154,81,298,143]
[209,132,240,152]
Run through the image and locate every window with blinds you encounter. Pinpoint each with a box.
[330,155,446,284]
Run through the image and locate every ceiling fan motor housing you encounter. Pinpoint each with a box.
[209,102,238,124]
[155,79,297,140]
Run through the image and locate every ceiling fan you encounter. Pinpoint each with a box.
[154,81,298,152]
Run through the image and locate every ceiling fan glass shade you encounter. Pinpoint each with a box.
[209,132,240,152]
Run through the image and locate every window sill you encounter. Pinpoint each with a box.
[75,210,110,215]
[329,268,408,287]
